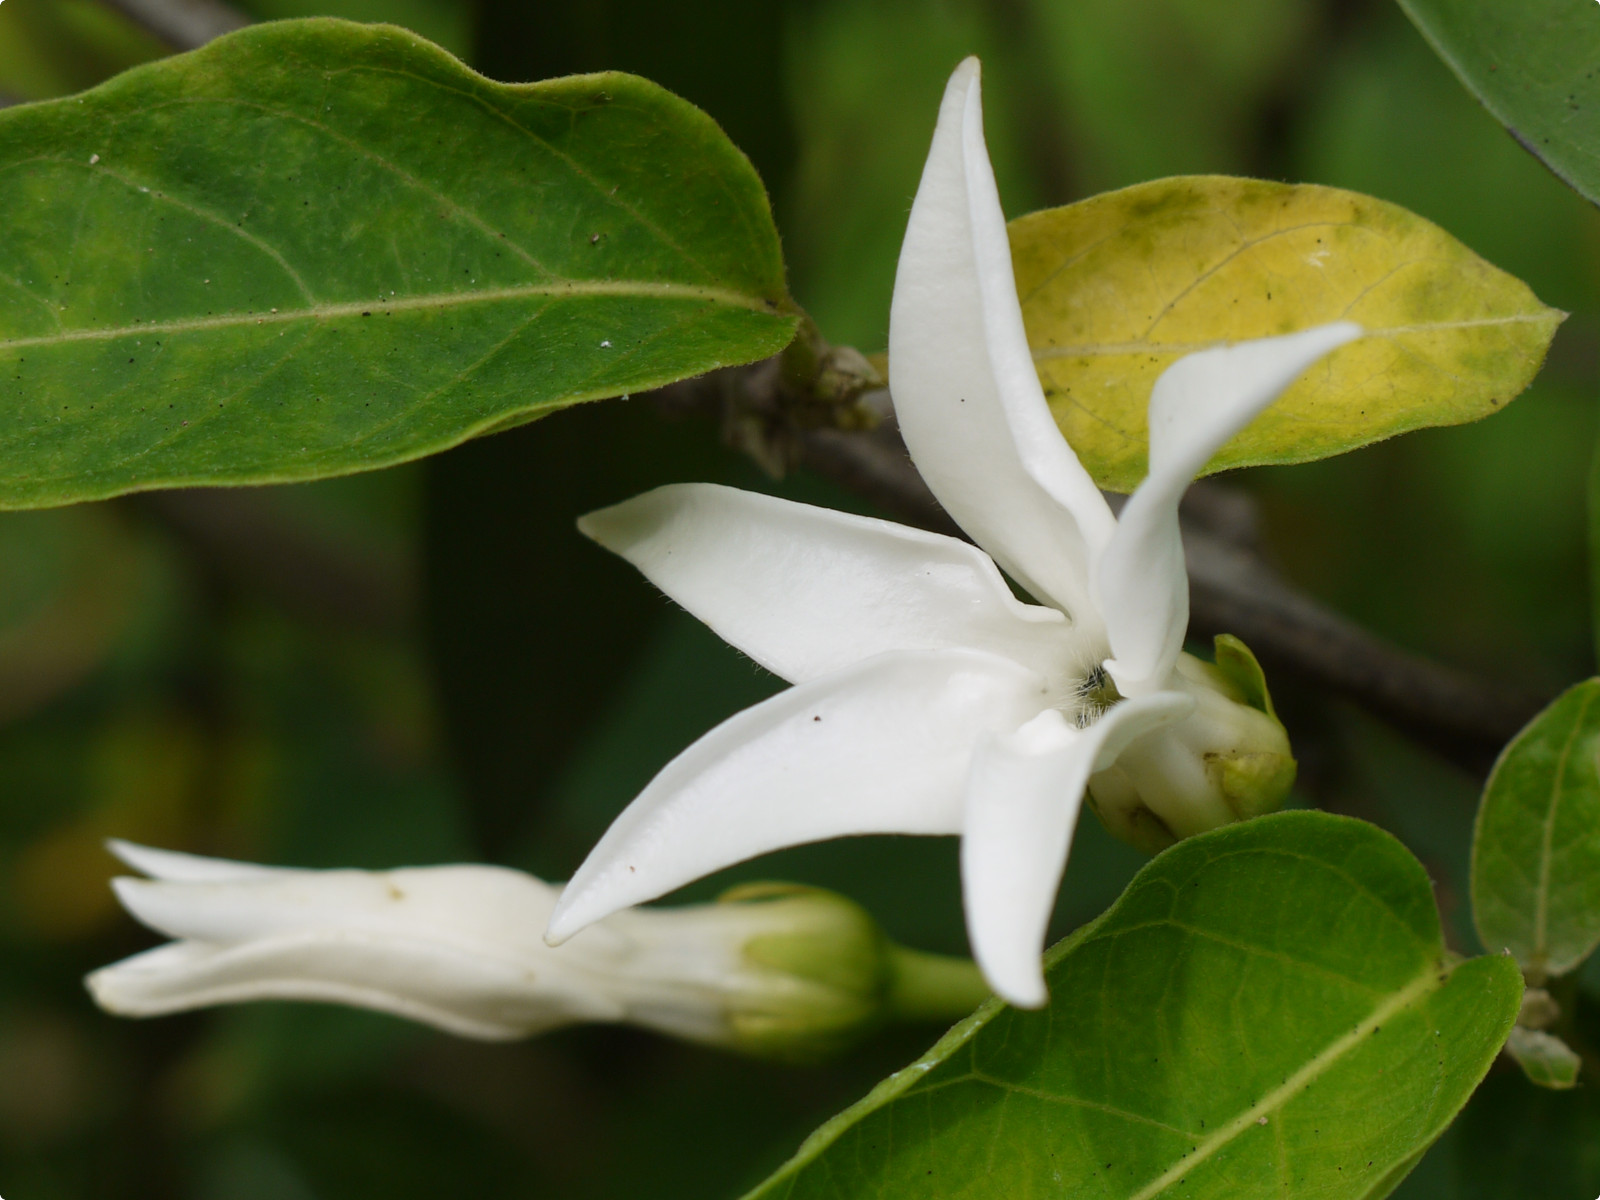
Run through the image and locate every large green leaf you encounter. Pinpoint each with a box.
[744,812,1521,1200]
[1472,679,1600,981]
[1399,0,1600,209]
[1010,177,1562,492]
[0,19,796,508]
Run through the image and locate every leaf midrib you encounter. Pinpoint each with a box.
[1030,313,1559,362]
[1531,688,1598,971]
[0,279,779,352]
[1125,964,1444,1200]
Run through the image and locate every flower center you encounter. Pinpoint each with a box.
[1069,664,1121,729]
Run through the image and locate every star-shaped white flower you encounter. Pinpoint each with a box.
[546,58,1360,1007]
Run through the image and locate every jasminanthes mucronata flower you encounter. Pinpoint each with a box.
[87,840,983,1060]
[544,58,1362,1008]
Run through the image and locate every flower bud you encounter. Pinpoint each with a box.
[706,882,989,1060]
[708,882,896,1060]
[1086,636,1295,854]
[87,843,985,1061]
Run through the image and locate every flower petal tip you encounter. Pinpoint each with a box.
[1301,319,1364,354]
[543,896,589,947]
[108,874,152,913]
[82,968,123,1012]
[105,838,164,875]
[108,876,195,942]
[101,839,286,884]
[995,973,1048,1010]
[576,486,680,557]
[574,505,622,550]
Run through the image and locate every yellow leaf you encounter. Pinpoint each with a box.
[1011,176,1564,491]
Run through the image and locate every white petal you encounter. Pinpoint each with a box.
[110,864,571,950]
[547,649,1049,944]
[86,929,620,1040]
[960,693,1193,1007]
[580,482,1078,685]
[1098,323,1363,695]
[107,839,292,883]
[889,58,1114,621]
[93,862,626,1039]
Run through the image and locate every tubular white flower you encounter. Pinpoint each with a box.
[547,57,1362,1008]
[86,841,930,1053]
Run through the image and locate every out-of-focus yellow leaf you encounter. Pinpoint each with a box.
[1010,176,1564,491]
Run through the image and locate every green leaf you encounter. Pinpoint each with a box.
[1472,679,1600,981]
[1505,1027,1581,1090]
[1589,424,1600,663]
[0,19,796,509]
[1398,0,1600,208]
[1010,177,1563,492]
[744,811,1522,1200]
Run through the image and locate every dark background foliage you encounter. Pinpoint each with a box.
[0,0,1596,1196]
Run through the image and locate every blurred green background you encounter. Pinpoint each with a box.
[0,0,1596,1196]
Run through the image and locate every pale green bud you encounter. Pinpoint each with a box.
[717,882,988,1061]
[1086,635,1296,855]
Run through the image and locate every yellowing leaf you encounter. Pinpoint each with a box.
[1011,176,1564,491]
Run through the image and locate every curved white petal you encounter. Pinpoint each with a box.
[86,928,622,1040]
[93,864,626,1039]
[108,864,590,949]
[580,482,1080,686]
[889,58,1114,622]
[107,839,292,883]
[961,693,1193,1007]
[547,649,1049,944]
[1098,323,1363,695]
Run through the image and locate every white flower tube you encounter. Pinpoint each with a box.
[545,58,1362,1008]
[87,841,984,1058]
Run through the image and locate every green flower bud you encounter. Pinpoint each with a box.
[1086,635,1296,855]
[715,883,989,1062]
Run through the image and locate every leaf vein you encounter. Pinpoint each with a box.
[1031,313,1556,361]
[1123,966,1444,1200]
[0,280,773,352]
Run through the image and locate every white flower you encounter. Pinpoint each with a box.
[545,58,1360,1007]
[86,840,940,1056]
